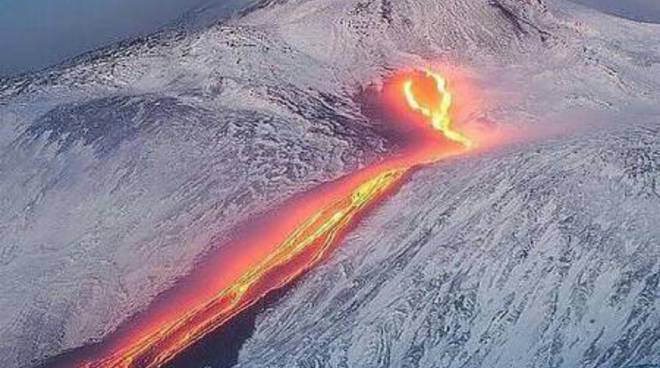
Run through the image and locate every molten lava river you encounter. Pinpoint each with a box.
[66,69,481,368]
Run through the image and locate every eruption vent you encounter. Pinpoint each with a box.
[403,69,473,148]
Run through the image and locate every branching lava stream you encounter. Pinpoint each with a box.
[73,69,476,368]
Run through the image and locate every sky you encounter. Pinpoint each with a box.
[0,0,250,77]
[1,0,659,77]
[571,0,660,23]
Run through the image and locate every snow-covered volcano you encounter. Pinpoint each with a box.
[0,0,658,367]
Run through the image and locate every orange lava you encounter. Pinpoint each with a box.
[67,68,478,368]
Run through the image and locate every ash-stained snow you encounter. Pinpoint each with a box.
[0,0,659,367]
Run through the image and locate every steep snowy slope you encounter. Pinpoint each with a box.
[0,0,658,367]
[236,123,659,368]
[0,5,396,366]
[231,1,660,367]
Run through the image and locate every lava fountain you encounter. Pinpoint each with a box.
[66,69,475,368]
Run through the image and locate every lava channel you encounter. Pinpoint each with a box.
[65,68,477,368]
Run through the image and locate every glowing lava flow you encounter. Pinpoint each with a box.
[80,169,405,368]
[73,69,474,368]
[403,69,472,148]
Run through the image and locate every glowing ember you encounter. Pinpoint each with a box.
[403,69,473,148]
[69,69,474,368]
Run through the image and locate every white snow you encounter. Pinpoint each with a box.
[0,0,658,367]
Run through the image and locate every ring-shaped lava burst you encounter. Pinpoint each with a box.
[63,69,475,368]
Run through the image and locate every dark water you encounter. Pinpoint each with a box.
[571,0,660,23]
